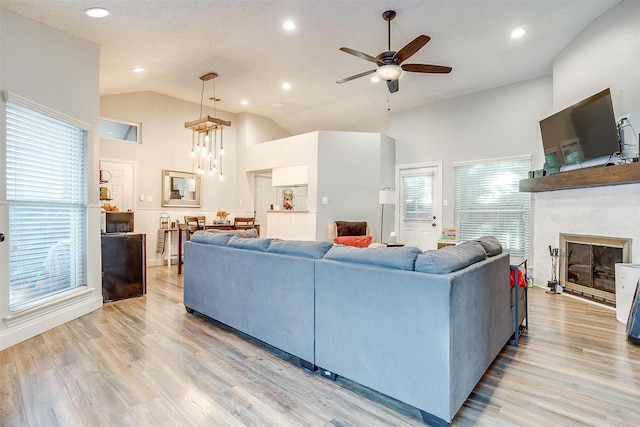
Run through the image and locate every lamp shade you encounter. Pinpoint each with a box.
[379,189,396,205]
[376,64,402,81]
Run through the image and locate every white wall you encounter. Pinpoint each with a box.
[0,10,102,349]
[532,1,640,285]
[234,112,292,215]
[237,112,290,147]
[316,132,396,241]
[391,76,552,226]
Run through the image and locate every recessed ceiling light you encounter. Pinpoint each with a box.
[283,20,296,31]
[282,82,291,90]
[241,100,249,106]
[511,27,526,39]
[370,76,380,83]
[132,67,145,73]
[85,7,110,18]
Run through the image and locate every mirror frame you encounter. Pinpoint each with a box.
[161,169,201,207]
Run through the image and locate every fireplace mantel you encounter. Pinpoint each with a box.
[519,161,640,193]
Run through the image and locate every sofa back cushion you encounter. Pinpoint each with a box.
[323,245,421,271]
[266,240,333,259]
[207,228,259,238]
[190,230,233,246]
[226,236,272,252]
[475,236,503,257]
[415,241,487,274]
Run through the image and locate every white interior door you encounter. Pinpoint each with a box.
[99,160,134,212]
[396,163,441,251]
[253,175,276,237]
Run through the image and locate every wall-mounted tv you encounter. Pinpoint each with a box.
[539,88,619,169]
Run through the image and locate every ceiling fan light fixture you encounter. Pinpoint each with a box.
[376,64,402,81]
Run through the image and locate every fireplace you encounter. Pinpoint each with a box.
[559,233,631,306]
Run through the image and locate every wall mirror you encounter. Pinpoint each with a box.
[162,170,201,207]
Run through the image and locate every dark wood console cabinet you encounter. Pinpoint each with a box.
[519,161,640,193]
[101,233,146,302]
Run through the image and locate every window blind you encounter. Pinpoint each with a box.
[400,169,433,220]
[454,157,531,259]
[6,100,88,309]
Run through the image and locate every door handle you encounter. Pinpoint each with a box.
[0,233,4,242]
[432,223,437,227]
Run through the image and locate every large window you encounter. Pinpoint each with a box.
[454,156,531,259]
[6,97,88,309]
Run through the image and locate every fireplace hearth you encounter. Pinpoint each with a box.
[560,233,631,306]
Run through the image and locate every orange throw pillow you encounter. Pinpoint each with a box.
[334,235,373,248]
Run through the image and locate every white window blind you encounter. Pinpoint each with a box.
[400,170,433,220]
[6,100,88,309]
[454,157,531,259]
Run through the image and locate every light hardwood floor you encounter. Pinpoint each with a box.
[2,266,640,426]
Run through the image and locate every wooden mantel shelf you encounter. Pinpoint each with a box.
[519,161,640,193]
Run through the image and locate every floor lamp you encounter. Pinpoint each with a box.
[379,188,396,244]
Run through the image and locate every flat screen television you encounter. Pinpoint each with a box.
[539,88,619,169]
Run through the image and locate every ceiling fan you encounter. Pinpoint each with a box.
[337,10,452,93]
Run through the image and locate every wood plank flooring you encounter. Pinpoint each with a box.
[2,266,640,426]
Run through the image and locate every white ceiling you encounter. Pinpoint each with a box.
[1,0,619,135]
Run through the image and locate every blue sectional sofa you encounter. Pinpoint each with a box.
[183,232,512,426]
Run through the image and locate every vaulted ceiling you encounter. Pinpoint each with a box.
[2,0,619,135]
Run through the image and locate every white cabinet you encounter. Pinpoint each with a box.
[615,263,640,324]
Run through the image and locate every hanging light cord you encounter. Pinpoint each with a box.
[199,78,205,118]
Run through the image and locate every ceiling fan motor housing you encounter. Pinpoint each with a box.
[376,51,397,66]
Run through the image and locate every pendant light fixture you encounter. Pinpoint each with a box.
[184,72,231,181]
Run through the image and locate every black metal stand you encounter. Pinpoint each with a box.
[546,246,562,294]
[509,259,529,346]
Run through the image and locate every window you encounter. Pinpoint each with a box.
[6,97,88,310]
[454,156,531,259]
[400,170,433,220]
[99,117,141,143]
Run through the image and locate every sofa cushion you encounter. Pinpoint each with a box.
[207,228,259,238]
[267,240,333,259]
[334,235,373,248]
[190,230,233,246]
[226,236,272,252]
[475,236,503,257]
[323,245,421,271]
[335,221,367,237]
[415,240,487,274]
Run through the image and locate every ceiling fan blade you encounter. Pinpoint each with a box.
[387,79,399,93]
[336,69,376,84]
[393,35,430,64]
[339,47,378,63]
[401,63,452,74]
